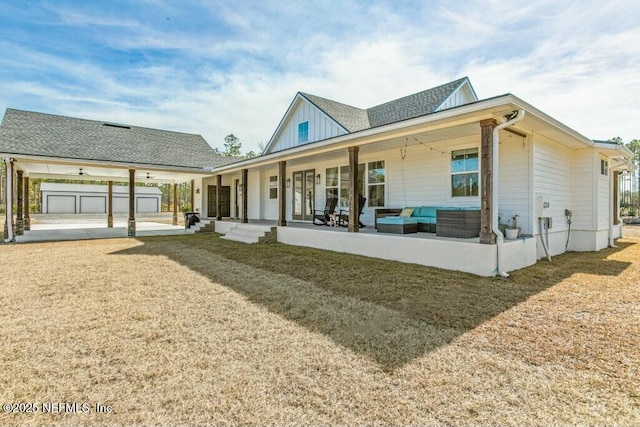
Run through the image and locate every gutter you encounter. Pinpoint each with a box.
[492,110,525,278]
[3,157,14,243]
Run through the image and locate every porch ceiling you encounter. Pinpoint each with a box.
[11,156,212,184]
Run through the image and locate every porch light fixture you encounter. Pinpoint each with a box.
[195,188,200,194]
[316,174,321,185]
[286,178,291,188]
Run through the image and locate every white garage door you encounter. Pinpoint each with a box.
[113,197,128,214]
[80,196,106,213]
[47,195,76,213]
[136,197,159,213]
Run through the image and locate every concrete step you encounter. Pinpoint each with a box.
[193,220,215,233]
[219,223,276,244]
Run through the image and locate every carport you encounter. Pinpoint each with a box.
[1,108,230,242]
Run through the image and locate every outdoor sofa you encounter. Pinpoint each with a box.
[376,206,480,237]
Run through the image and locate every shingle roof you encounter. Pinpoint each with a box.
[299,93,371,132]
[0,109,232,169]
[300,77,470,133]
[366,77,469,127]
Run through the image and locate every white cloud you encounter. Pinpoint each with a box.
[1,0,639,155]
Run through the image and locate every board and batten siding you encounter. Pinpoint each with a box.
[532,134,572,234]
[498,131,531,235]
[269,99,348,153]
[436,84,477,112]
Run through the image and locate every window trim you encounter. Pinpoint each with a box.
[269,175,278,199]
[600,159,609,176]
[325,159,386,209]
[298,121,309,143]
[449,145,480,200]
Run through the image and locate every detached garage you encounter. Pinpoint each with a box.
[41,183,162,214]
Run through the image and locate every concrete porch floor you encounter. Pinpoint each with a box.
[10,213,190,243]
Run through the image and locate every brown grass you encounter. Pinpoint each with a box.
[0,231,639,426]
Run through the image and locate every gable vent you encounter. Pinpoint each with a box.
[103,123,131,129]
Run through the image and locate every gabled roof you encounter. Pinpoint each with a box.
[367,77,471,127]
[299,93,370,132]
[264,77,476,153]
[0,108,232,169]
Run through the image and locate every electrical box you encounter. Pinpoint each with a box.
[535,195,550,218]
[545,217,553,229]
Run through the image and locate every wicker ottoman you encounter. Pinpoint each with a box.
[377,217,418,234]
[436,209,480,238]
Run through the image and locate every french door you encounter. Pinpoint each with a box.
[292,169,315,221]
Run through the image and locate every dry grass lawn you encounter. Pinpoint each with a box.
[1,229,639,426]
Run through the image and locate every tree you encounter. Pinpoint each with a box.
[223,134,242,157]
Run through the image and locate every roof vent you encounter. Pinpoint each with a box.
[103,123,131,129]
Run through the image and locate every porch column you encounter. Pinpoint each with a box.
[348,146,359,233]
[216,174,222,221]
[23,176,30,231]
[613,171,620,225]
[3,159,14,241]
[128,169,136,237]
[15,170,23,235]
[241,168,248,223]
[190,179,195,212]
[107,181,113,228]
[172,183,178,226]
[479,119,497,244]
[278,160,287,226]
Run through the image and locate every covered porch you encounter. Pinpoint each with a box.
[212,219,537,277]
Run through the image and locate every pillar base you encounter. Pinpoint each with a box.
[127,220,136,237]
[479,232,496,244]
[107,215,113,228]
[15,219,24,236]
[3,221,15,241]
[23,218,30,231]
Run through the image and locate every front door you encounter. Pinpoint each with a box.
[207,185,231,217]
[292,169,315,221]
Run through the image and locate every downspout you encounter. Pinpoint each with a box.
[4,157,15,243]
[493,110,525,278]
[608,159,627,248]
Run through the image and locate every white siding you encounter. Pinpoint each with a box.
[247,170,261,220]
[269,99,347,153]
[570,149,596,231]
[261,168,279,220]
[498,131,531,235]
[532,134,572,234]
[255,135,484,225]
[597,157,610,230]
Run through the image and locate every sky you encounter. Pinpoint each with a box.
[1,0,638,154]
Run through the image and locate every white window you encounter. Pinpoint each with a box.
[367,161,385,207]
[451,148,479,197]
[269,176,278,199]
[325,161,383,208]
[601,159,608,176]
